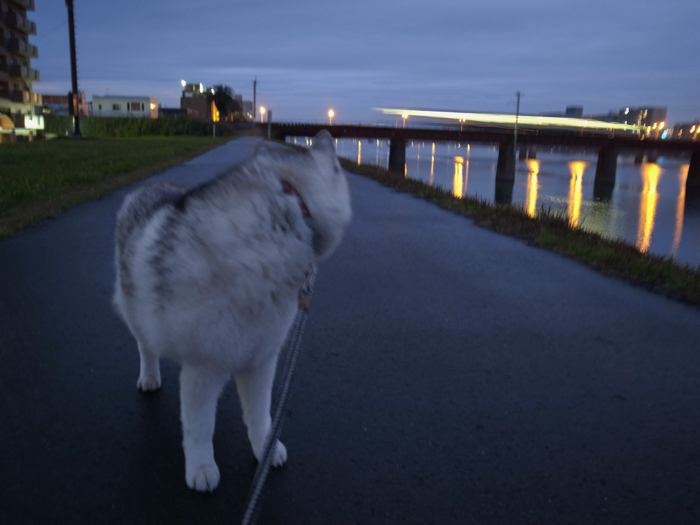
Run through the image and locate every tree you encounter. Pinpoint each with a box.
[206,84,243,122]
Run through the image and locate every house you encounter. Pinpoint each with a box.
[92,95,158,118]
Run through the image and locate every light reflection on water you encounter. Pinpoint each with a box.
[296,137,699,268]
[568,161,586,228]
[525,159,539,218]
[637,163,661,253]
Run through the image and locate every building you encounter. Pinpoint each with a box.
[92,95,158,118]
[158,107,187,118]
[180,83,210,120]
[242,100,253,120]
[672,121,700,141]
[588,106,667,136]
[615,107,667,129]
[41,91,88,116]
[0,0,43,141]
[180,82,252,121]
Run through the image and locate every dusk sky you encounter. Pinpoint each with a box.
[34,0,699,125]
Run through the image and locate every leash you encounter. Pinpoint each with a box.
[240,263,318,525]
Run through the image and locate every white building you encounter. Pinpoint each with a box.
[92,95,158,118]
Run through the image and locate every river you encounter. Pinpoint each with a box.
[313,137,700,269]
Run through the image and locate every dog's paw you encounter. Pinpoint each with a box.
[136,375,161,392]
[186,462,220,492]
[271,440,287,468]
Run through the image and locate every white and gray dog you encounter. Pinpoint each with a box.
[113,131,351,491]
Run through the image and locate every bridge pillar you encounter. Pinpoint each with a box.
[389,139,406,174]
[646,150,658,163]
[496,140,515,182]
[687,150,700,199]
[495,181,514,205]
[595,145,617,186]
[634,152,645,165]
[518,147,527,160]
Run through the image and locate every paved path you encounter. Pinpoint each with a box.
[2,138,700,524]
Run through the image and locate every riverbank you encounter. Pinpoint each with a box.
[339,158,700,307]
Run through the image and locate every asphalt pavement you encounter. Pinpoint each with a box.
[2,137,700,524]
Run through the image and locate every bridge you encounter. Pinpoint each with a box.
[270,123,700,198]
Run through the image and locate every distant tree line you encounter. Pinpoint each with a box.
[206,85,244,122]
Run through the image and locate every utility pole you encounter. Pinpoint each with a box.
[514,91,521,158]
[65,0,81,137]
[253,77,257,120]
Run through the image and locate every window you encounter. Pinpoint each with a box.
[112,104,120,111]
[129,102,143,111]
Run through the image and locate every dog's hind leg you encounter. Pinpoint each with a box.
[234,355,288,467]
[180,364,229,492]
[136,340,161,392]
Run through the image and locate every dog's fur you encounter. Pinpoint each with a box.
[113,131,351,491]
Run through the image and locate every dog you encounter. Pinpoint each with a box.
[113,131,351,491]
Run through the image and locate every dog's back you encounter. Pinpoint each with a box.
[112,132,351,491]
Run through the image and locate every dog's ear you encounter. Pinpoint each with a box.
[312,130,335,155]
[254,139,274,156]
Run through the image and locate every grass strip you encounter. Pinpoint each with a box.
[339,158,700,307]
[0,136,229,238]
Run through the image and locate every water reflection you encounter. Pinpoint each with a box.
[567,161,587,227]
[453,157,465,198]
[672,165,689,257]
[525,159,540,218]
[636,163,661,253]
[325,138,699,267]
[357,141,361,165]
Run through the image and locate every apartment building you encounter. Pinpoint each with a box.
[0,0,43,141]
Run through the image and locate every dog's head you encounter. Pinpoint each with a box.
[256,131,352,260]
[298,130,352,259]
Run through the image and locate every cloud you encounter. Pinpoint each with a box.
[32,0,700,123]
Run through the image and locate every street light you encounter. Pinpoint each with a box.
[328,109,335,125]
[181,79,186,87]
[402,112,408,128]
[260,106,266,124]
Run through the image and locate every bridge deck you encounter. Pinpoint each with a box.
[272,123,700,153]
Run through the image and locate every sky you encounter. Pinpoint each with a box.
[33,0,700,125]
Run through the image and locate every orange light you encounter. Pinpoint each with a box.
[567,161,586,228]
[525,159,540,218]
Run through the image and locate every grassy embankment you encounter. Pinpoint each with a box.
[0,136,228,237]
[339,158,700,307]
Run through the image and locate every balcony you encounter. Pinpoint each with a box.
[10,0,36,11]
[0,85,9,100]
[5,12,37,35]
[8,64,40,82]
[9,89,29,103]
[7,38,38,59]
